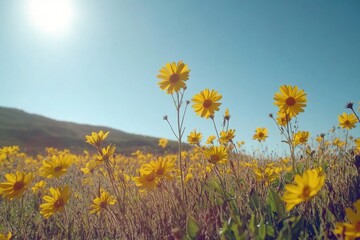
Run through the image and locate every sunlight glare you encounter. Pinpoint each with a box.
[27,0,75,36]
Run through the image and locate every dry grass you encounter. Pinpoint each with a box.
[0,140,359,239]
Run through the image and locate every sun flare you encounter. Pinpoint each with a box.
[27,0,75,36]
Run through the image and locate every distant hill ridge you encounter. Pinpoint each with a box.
[0,106,177,154]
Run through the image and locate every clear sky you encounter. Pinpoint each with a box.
[1,0,359,155]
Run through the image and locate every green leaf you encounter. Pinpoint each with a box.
[267,189,285,219]
[266,225,275,237]
[258,218,266,240]
[278,216,304,240]
[249,188,260,212]
[249,213,257,234]
[283,172,294,184]
[186,216,200,239]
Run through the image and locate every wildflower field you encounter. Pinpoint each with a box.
[1,61,360,239]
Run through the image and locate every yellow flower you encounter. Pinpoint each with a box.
[206,135,217,145]
[32,180,46,193]
[40,186,70,218]
[187,130,202,145]
[276,111,291,126]
[355,138,360,152]
[316,134,325,143]
[282,169,325,211]
[254,165,278,186]
[132,173,158,190]
[273,85,307,117]
[293,131,310,146]
[192,89,222,118]
[89,190,116,214]
[85,130,109,148]
[81,160,101,174]
[224,108,231,120]
[96,145,116,162]
[185,172,193,183]
[236,141,245,148]
[204,145,228,164]
[253,128,268,142]
[0,232,12,240]
[334,200,360,240]
[333,138,346,148]
[219,129,236,144]
[157,61,190,94]
[39,154,72,178]
[0,171,33,200]
[139,157,175,181]
[158,138,168,148]
[338,113,358,130]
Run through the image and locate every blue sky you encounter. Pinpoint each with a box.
[1,0,359,155]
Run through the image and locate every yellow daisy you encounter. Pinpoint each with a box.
[316,134,325,144]
[282,169,325,211]
[40,186,70,218]
[187,130,202,145]
[96,145,116,162]
[0,171,33,200]
[139,157,175,181]
[0,232,12,240]
[85,130,109,148]
[334,199,360,240]
[39,154,73,178]
[253,127,268,142]
[273,85,307,117]
[338,112,358,130]
[219,129,236,144]
[206,135,216,145]
[158,138,168,148]
[31,180,46,193]
[204,145,228,164]
[293,131,310,146]
[224,108,231,120]
[192,89,222,118]
[333,138,346,148]
[89,190,117,214]
[276,111,291,126]
[355,138,360,152]
[157,61,190,94]
[236,141,245,148]
[132,173,158,191]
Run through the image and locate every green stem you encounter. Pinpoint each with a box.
[176,92,185,201]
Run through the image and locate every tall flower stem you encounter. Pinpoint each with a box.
[211,117,220,139]
[165,91,187,201]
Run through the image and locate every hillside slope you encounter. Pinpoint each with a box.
[0,106,177,154]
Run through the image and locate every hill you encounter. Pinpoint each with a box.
[0,106,178,154]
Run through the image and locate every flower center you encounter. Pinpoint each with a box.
[145,174,155,182]
[169,74,180,83]
[54,199,65,209]
[100,201,107,209]
[54,166,63,172]
[286,97,296,106]
[13,181,25,191]
[203,100,212,108]
[156,168,165,176]
[355,221,360,231]
[258,132,264,138]
[210,154,220,163]
[344,120,350,125]
[301,185,311,199]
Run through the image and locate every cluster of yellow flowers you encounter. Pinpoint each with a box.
[0,61,358,238]
[132,157,175,191]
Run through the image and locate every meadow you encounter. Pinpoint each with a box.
[1,61,360,239]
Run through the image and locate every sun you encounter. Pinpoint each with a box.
[27,0,75,36]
